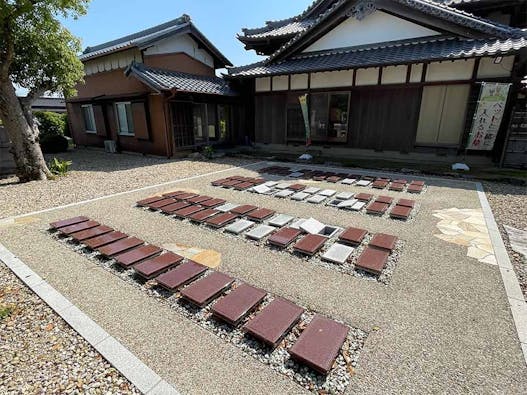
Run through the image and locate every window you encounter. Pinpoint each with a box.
[206,103,217,140]
[308,92,350,143]
[115,102,134,135]
[217,104,230,141]
[81,104,96,133]
[286,94,305,140]
[192,103,206,144]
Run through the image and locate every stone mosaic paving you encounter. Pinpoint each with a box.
[433,208,496,265]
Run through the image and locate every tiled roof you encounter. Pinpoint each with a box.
[126,63,237,96]
[228,36,527,77]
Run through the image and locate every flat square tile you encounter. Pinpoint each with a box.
[245,225,276,240]
[337,199,358,208]
[160,201,191,214]
[97,237,144,257]
[136,196,164,207]
[291,192,310,201]
[162,191,187,198]
[246,208,275,221]
[393,179,408,184]
[325,176,341,183]
[372,180,389,189]
[147,198,176,209]
[410,180,425,186]
[397,198,415,208]
[173,205,205,218]
[289,172,304,178]
[356,180,371,187]
[390,205,412,220]
[70,225,113,242]
[50,216,89,229]
[288,315,349,374]
[215,203,240,212]
[267,227,302,248]
[321,243,355,264]
[83,231,128,249]
[300,218,325,235]
[335,191,354,200]
[263,181,278,187]
[188,208,219,222]
[181,272,234,307]
[275,183,291,190]
[211,283,267,326]
[231,205,258,215]
[290,219,306,229]
[225,219,255,235]
[355,247,389,274]
[293,234,327,255]
[375,195,394,205]
[233,181,254,190]
[370,233,398,251]
[326,199,342,208]
[244,298,304,347]
[275,189,295,198]
[366,202,389,214]
[252,185,273,194]
[205,212,239,228]
[351,201,366,210]
[200,198,226,208]
[173,193,199,201]
[114,244,162,268]
[211,178,230,186]
[389,182,405,191]
[304,187,321,194]
[306,195,326,204]
[355,193,373,202]
[156,260,207,291]
[341,178,357,185]
[58,220,99,235]
[407,184,423,193]
[220,180,244,188]
[289,183,306,191]
[133,252,184,279]
[317,225,342,238]
[339,227,368,244]
[186,195,213,204]
[319,189,336,197]
[268,214,294,227]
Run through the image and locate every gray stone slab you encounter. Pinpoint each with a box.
[335,191,354,200]
[275,183,291,190]
[225,219,256,235]
[251,185,273,195]
[59,304,109,346]
[290,219,307,230]
[341,178,357,185]
[300,218,325,235]
[268,214,294,227]
[32,281,73,313]
[351,201,366,211]
[321,243,355,264]
[275,189,294,198]
[356,180,371,187]
[503,225,527,258]
[337,198,358,208]
[245,225,276,240]
[319,189,336,197]
[291,192,309,201]
[304,187,321,194]
[263,181,278,187]
[147,380,180,395]
[289,172,304,178]
[326,199,342,208]
[307,195,327,204]
[216,203,240,213]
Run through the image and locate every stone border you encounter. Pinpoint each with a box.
[0,242,180,395]
[476,182,527,364]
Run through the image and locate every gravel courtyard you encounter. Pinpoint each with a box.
[0,150,526,393]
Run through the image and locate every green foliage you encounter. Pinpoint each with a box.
[203,145,215,159]
[0,0,89,98]
[35,111,68,139]
[0,305,14,320]
[41,134,69,153]
[48,157,72,176]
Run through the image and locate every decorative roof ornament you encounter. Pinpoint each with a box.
[347,0,376,21]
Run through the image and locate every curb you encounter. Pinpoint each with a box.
[0,243,180,395]
[476,182,527,365]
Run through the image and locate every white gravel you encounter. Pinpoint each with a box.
[0,262,140,394]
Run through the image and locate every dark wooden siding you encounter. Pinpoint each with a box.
[255,94,286,144]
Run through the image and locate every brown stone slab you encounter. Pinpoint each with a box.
[389,182,405,191]
[390,205,412,220]
[355,247,389,274]
[246,208,275,221]
[267,227,302,248]
[200,198,226,208]
[173,193,199,201]
[325,176,341,183]
[136,196,164,207]
[162,191,186,197]
[188,208,219,222]
[244,298,304,348]
[50,216,89,230]
[293,234,327,256]
[133,252,184,279]
[339,227,368,245]
[211,283,267,326]
[114,244,162,268]
[289,183,306,191]
[372,180,388,189]
[288,315,348,374]
[407,184,423,193]
[370,233,398,251]
[147,198,176,209]
[233,181,254,190]
[220,179,244,188]
[397,198,415,208]
[155,260,206,291]
[393,179,408,184]
[70,225,113,242]
[230,205,258,215]
[375,195,394,205]
[366,202,389,214]
[313,176,326,181]
[84,231,128,249]
[97,237,144,257]
[58,220,100,235]
[205,212,239,228]
[160,201,191,214]
[180,272,234,307]
[173,205,205,218]
[355,193,373,202]
[250,178,266,185]
[410,180,425,186]
[211,178,230,186]
[186,195,213,204]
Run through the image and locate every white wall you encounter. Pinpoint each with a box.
[477,56,514,78]
[426,59,475,82]
[290,74,308,90]
[381,65,407,84]
[255,77,271,92]
[310,70,354,88]
[355,68,379,86]
[303,11,439,53]
[84,49,142,75]
[143,34,215,68]
[272,75,289,91]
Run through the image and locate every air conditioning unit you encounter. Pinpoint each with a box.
[104,140,117,153]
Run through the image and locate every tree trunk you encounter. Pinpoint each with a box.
[0,80,52,182]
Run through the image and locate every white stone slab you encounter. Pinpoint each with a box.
[291,192,309,201]
[351,201,366,211]
[341,178,357,185]
[337,198,358,208]
[216,203,240,212]
[252,184,273,194]
[245,225,276,240]
[307,195,327,204]
[225,219,255,235]
[275,189,295,198]
[319,189,336,197]
[263,181,278,187]
[335,191,354,200]
[321,243,355,264]
[300,218,326,235]
[275,183,292,190]
[289,172,304,178]
[326,199,341,208]
[304,187,321,194]
[356,180,371,187]
[290,218,307,230]
[268,214,294,227]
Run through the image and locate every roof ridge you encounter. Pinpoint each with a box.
[132,62,227,82]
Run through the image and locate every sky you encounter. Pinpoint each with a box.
[61,0,314,67]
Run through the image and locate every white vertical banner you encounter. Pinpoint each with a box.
[467,82,511,151]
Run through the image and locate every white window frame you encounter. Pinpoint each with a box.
[81,104,96,134]
[115,101,134,136]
